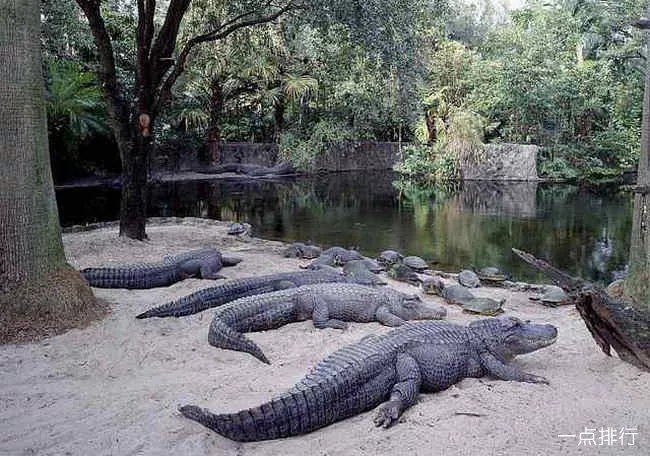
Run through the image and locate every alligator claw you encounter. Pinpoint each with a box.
[373,401,401,428]
[524,373,549,385]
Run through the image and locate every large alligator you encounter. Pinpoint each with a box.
[81,248,241,289]
[208,283,447,363]
[204,162,295,176]
[180,316,557,442]
[136,268,374,319]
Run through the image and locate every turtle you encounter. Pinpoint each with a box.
[476,266,507,284]
[460,297,505,316]
[377,250,403,268]
[402,256,429,272]
[302,254,337,269]
[422,277,445,295]
[388,263,421,286]
[282,242,322,259]
[530,285,571,307]
[440,284,476,305]
[343,264,387,286]
[321,246,363,265]
[227,222,252,236]
[458,269,480,288]
[282,242,306,258]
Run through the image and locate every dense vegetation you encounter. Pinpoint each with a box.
[41,0,645,182]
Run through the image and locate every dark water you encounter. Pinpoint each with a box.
[55,171,632,284]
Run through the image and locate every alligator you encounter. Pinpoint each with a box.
[136,268,373,319]
[205,162,295,176]
[180,316,557,442]
[81,248,241,289]
[208,283,447,363]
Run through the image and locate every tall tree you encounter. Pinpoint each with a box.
[75,0,296,239]
[0,0,102,343]
[627,8,650,305]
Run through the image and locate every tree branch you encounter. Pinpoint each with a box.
[74,0,130,144]
[153,1,296,115]
[136,0,157,110]
[150,0,192,89]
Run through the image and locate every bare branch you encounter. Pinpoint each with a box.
[153,1,296,115]
[74,0,130,141]
[150,0,192,88]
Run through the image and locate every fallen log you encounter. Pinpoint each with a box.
[512,248,650,372]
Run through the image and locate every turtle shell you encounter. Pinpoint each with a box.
[403,256,429,272]
[422,277,445,295]
[458,269,480,288]
[461,298,505,315]
[377,250,403,267]
[441,285,475,305]
[477,266,507,283]
[388,263,420,285]
[540,286,570,306]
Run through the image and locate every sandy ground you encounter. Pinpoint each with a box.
[0,219,648,456]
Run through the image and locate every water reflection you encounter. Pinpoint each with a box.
[56,171,632,283]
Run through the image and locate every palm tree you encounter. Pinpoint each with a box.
[0,0,103,342]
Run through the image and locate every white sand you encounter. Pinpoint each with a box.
[0,219,647,456]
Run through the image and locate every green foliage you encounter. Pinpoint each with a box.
[539,156,579,180]
[279,119,353,170]
[46,61,109,143]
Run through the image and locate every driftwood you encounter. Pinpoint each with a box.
[513,248,650,372]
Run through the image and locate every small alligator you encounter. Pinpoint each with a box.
[81,248,241,289]
[180,316,557,442]
[136,268,372,319]
[208,283,447,363]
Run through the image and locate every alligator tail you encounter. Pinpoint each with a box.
[135,280,280,319]
[179,392,306,442]
[208,318,271,364]
[136,289,211,319]
[81,264,178,289]
[208,300,298,363]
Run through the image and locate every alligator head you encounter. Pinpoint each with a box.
[389,294,447,320]
[469,316,558,359]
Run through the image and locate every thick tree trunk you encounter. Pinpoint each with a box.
[118,131,150,240]
[625,8,650,307]
[0,0,103,343]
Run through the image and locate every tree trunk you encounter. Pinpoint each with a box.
[118,131,150,240]
[625,7,650,308]
[274,93,285,143]
[425,113,437,145]
[0,0,103,343]
[208,79,224,165]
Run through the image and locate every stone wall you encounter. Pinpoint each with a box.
[460,143,539,181]
[216,141,401,171]
[217,143,279,166]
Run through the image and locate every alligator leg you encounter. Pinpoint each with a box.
[373,352,421,428]
[375,306,406,327]
[479,352,549,384]
[297,294,348,329]
[199,265,226,280]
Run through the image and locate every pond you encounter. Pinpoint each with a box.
[56,171,632,284]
